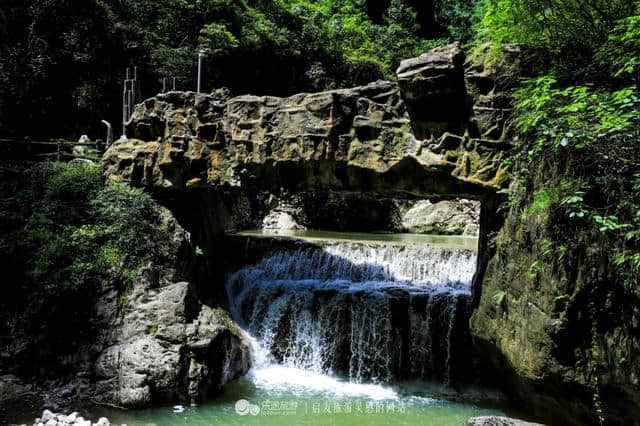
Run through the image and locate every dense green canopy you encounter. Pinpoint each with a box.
[478,0,639,82]
[1,0,638,138]
[0,0,480,138]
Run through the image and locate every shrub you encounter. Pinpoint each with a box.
[0,163,178,338]
[476,0,639,80]
[512,76,640,286]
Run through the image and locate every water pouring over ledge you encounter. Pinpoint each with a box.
[226,233,478,388]
[80,233,513,425]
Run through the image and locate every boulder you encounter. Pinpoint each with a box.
[94,282,251,407]
[262,211,305,231]
[54,383,76,398]
[400,199,479,235]
[41,410,54,423]
[396,42,470,139]
[95,417,110,426]
[0,375,29,402]
[32,411,117,426]
[68,202,253,408]
[185,305,252,401]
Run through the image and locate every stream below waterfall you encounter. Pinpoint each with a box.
[47,233,518,425]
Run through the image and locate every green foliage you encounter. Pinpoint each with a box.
[24,168,164,293]
[595,4,640,81]
[269,0,445,84]
[526,260,543,280]
[514,77,639,157]
[528,188,552,215]
[46,163,103,205]
[437,0,486,45]
[512,75,640,288]
[476,0,639,80]
[2,0,479,137]
[479,0,633,48]
[561,191,588,219]
[199,23,239,54]
[0,163,178,332]
[492,290,506,307]
[119,294,131,318]
[592,215,632,234]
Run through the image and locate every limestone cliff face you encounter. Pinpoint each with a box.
[467,46,640,426]
[471,173,640,426]
[103,43,511,199]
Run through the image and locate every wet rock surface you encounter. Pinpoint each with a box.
[89,206,249,408]
[29,410,116,426]
[87,207,251,408]
[466,45,640,425]
[465,416,545,426]
[0,375,32,402]
[0,201,250,421]
[93,281,251,407]
[262,210,306,231]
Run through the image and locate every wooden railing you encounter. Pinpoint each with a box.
[0,138,105,162]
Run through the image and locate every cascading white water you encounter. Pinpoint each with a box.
[226,241,476,386]
[229,243,475,287]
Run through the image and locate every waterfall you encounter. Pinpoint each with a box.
[226,241,475,385]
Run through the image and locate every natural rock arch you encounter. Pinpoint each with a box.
[102,42,513,340]
[100,41,516,410]
[103,43,511,201]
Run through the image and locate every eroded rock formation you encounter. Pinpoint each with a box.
[399,199,479,235]
[89,206,251,408]
[103,43,511,199]
[94,282,251,407]
[216,189,480,235]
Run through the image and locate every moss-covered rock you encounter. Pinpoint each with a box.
[471,167,640,426]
